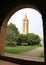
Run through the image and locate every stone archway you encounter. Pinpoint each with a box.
[0,4,42,55]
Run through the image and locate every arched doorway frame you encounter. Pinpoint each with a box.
[0,4,43,55]
[2,4,42,26]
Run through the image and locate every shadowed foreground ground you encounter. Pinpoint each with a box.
[0,60,19,65]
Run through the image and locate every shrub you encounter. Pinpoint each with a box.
[26,33,40,45]
[17,33,40,45]
[5,41,17,47]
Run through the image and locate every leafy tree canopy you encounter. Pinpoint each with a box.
[6,23,19,42]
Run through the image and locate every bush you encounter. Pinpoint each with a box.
[5,41,17,47]
[27,33,40,45]
[6,33,40,46]
[17,33,40,45]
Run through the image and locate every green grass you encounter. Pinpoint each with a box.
[4,44,41,54]
[40,52,44,58]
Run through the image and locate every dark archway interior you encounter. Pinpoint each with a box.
[0,0,46,65]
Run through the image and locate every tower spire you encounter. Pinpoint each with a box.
[23,14,28,20]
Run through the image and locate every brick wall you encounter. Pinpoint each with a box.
[0,22,7,55]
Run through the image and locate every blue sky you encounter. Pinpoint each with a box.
[8,8,44,38]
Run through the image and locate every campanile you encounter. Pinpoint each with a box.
[22,14,28,34]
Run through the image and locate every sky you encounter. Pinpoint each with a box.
[8,8,44,38]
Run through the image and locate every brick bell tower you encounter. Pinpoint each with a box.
[22,14,28,34]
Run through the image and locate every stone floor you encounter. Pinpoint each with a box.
[0,60,19,65]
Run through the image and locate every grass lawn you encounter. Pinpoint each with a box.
[40,51,44,58]
[4,44,41,54]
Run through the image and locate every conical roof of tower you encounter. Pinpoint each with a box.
[23,14,28,20]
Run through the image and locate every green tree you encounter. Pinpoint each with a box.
[6,23,19,46]
[26,33,40,45]
[17,33,40,46]
[17,34,28,45]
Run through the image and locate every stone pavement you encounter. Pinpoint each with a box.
[0,60,19,65]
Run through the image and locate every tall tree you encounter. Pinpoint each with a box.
[6,23,19,42]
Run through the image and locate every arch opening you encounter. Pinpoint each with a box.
[0,4,45,62]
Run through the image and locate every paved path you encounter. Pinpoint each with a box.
[3,47,44,62]
[20,47,44,57]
